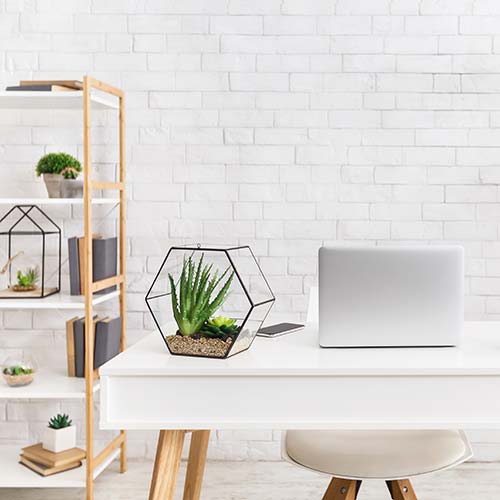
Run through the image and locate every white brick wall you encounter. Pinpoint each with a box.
[1,0,500,462]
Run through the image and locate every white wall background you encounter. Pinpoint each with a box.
[1,0,500,461]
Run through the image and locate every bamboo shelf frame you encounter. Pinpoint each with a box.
[0,76,126,500]
[83,75,127,500]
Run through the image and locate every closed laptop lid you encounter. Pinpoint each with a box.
[319,245,464,347]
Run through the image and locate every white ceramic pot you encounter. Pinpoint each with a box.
[42,425,76,453]
[42,173,62,198]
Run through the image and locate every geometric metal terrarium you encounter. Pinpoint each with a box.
[145,244,275,359]
[0,205,61,298]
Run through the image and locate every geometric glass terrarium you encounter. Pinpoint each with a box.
[146,244,275,359]
[0,205,61,298]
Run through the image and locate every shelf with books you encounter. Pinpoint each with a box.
[0,76,127,499]
[0,445,119,488]
[0,289,120,310]
[0,366,99,400]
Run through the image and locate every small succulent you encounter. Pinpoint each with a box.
[201,316,239,339]
[61,166,80,180]
[3,365,33,376]
[16,267,39,288]
[169,254,234,336]
[36,152,82,177]
[48,413,72,429]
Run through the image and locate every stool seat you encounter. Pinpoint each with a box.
[284,430,472,481]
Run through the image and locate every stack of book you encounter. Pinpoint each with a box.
[20,443,85,477]
[6,80,83,92]
[68,235,118,296]
[66,315,122,377]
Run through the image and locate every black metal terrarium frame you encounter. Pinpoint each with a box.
[0,205,61,298]
[145,244,275,359]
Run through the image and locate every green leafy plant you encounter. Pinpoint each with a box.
[48,413,72,429]
[3,365,33,376]
[36,152,82,177]
[61,166,80,180]
[16,267,39,288]
[201,316,239,338]
[168,254,234,336]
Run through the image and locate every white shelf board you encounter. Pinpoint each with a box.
[0,91,118,110]
[0,198,119,205]
[0,366,99,400]
[0,445,119,488]
[0,290,120,310]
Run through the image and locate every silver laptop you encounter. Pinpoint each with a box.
[319,246,464,348]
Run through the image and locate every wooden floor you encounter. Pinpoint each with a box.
[4,461,500,499]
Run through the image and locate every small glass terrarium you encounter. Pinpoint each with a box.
[2,355,38,387]
[0,205,61,299]
[146,245,275,359]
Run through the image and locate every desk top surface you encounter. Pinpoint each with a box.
[101,321,500,377]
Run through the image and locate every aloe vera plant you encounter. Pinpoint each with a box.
[168,254,234,336]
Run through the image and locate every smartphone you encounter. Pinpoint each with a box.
[257,322,304,338]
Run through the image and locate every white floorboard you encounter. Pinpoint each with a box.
[3,460,500,499]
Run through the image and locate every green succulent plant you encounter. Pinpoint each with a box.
[48,413,72,429]
[168,254,234,336]
[36,152,82,177]
[3,365,33,376]
[16,267,39,287]
[200,316,239,338]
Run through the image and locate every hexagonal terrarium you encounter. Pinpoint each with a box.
[146,245,275,359]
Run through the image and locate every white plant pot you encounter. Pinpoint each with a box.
[42,426,76,453]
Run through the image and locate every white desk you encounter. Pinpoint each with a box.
[100,322,500,499]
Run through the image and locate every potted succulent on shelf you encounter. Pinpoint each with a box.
[42,413,76,453]
[35,152,82,198]
[11,266,39,292]
[166,255,237,358]
[2,365,34,386]
[60,166,83,199]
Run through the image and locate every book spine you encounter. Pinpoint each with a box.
[73,318,85,378]
[93,237,118,295]
[68,237,80,296]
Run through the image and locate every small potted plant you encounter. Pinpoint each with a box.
[35,152,82,198]
[11,266,39,292]
[42,413,76,453]
[2,355,37,387]
[60,166,84,198]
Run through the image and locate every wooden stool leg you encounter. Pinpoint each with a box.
[149,430,186,500]
[322,478,360,500]
[386,479,418,500]
[183,430,210,500]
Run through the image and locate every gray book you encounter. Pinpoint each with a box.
[73,317,86,378]
[93,237,118,295]
[94,317,122,369]
[67,237,80,296]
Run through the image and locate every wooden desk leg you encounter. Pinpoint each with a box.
[183,430,210,500]
[149,430,186,500]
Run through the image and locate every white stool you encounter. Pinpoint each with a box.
[283,429,472,499]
